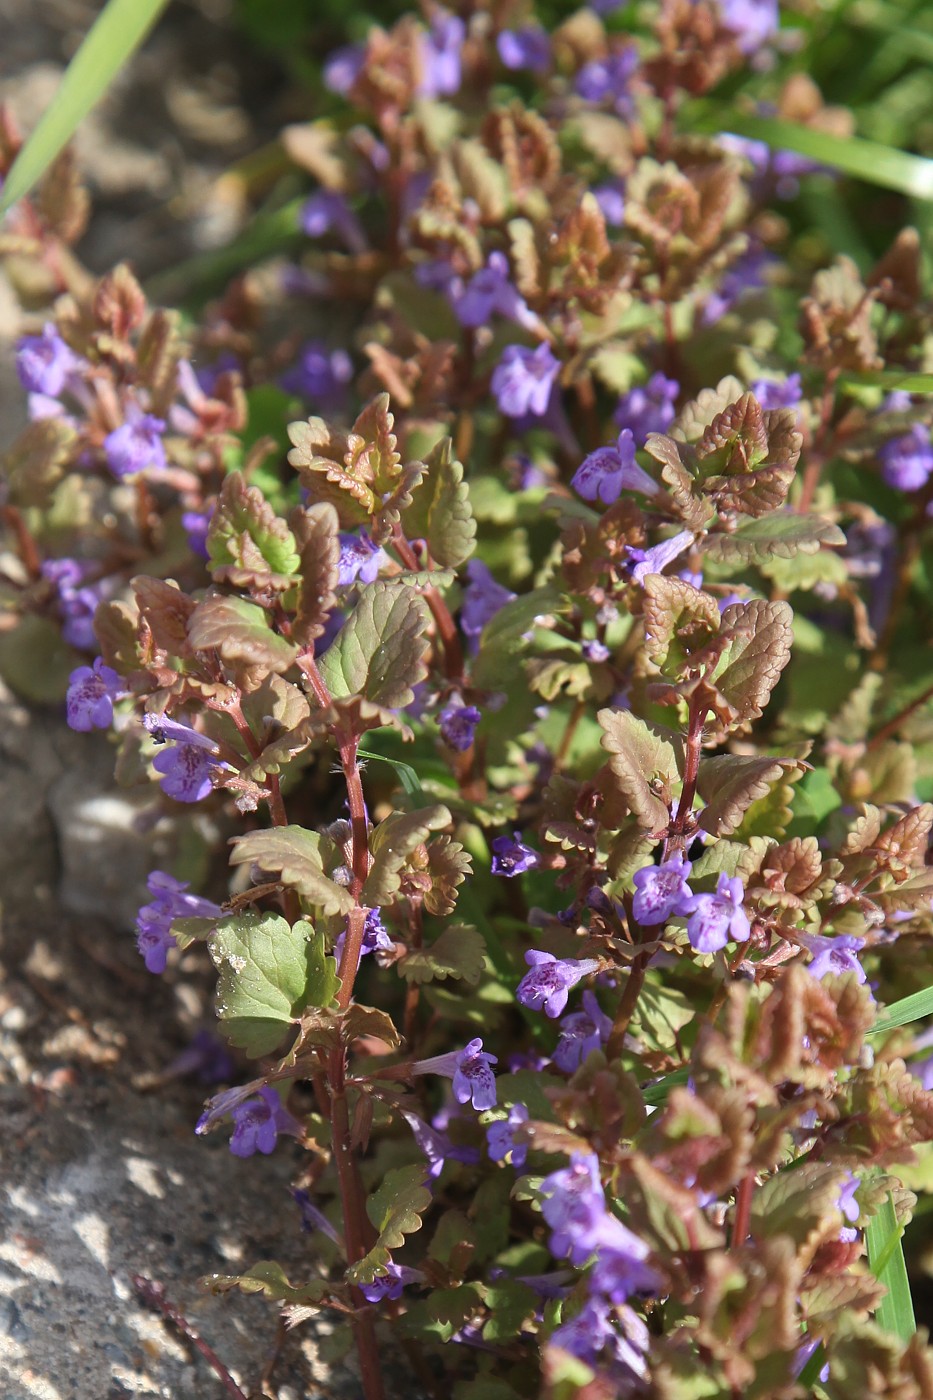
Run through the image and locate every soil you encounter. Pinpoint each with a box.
[0,4,382,1397]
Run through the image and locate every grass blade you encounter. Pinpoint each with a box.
[710,115,933,201]
[356,744,427,803]
[841,371,933,394]
[869,986,933,1038]
[0,0,170,216]
[867,1192,916,1342]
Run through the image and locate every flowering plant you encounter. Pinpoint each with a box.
[4,2,933,1396]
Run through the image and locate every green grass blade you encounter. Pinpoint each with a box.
[146,197,305,304]
[641,1065,691,1107]
[710,115,933,201]
[868,986,933,1038]
[357,745,426,803]
[867,1192,916,1342]
[841,371,933,394]
[0,0,170,216]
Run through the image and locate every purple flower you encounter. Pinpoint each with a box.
[338,531,388,586]
[880,425,933,492]
[516,950,600,1019]
[836,1171,860,1225]
[720,0,780,52]
[632,854,693,926]
[540,1153,606,1264]
[461,559,515,645]
[182,506,213,560]
[413,1037,498,1110]
[163,1029,235,1085]
[571,429,658,505]
[593,183,626,227]
[418,11,465,98]
[487,1103,530,1169]
[912,1055,933,1091]
[135,870,223,975]
[300,191,366,253]
[551,1298,650,1380]
[575,49,639,118]
[614,373,679,442]
[104,412,166,479]
[281,341,353,404]
[682,873,751,954]
[582,639,610,664]
[490,833,540,877]
[625,529,694,584]
[439,697,482,751]
[553,990,613,1072]
[702,245,773,324]
[144,714,219,804]
[751,373,802,410]
[16,323,79,397]
[497,26,550,73]
[65,657,123,731]
[335,907,393,962]
[802,933,866,983]
[359,1263,423,1302]
[229,1085,302,1158]
[400,1109,480,1179]
[588,1213,659,1301]
[292,1189,344,1246]
[491,343,561,418]
[324,43,365,96]
[453,252,535,329]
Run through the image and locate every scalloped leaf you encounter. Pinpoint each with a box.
[401,436,476,568]
[132,575,195,658]
[365,1165,432,1252]
[696,755,803,838]
[208,911,314,1056]
[642,575,721,680]
[317,581,430,709]
[203,1261,332,1305]
[398,924,486,985]
[702,514,846,564]
[362,804,453,907]
[598,710,681,832]
[290,501,340,647]
[715,599,794,724]
[207,470,300,589]
[187,592,298,673]
[229,826,354,916]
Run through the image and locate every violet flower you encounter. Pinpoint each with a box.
[491,343,561,418]
[587,1213,660,1301]
[572,429,658,506]
[461,559,515,645]
[551,1298,650,1381]
[181,505,213,560]
[702,246,773,324]
[614,373,679,443]
[65,657,123,732]
[104,410,166,479]
[682,873,751,954]
[632,854,694,926]
[438,696,482,751]
[359,1263,423,1302]
[592,183,626,227]
[412,1037,498,1110]
[497,26,550,73]
[144,714,220,804]
[540,1152,607,1264]
[16,323,79,397]
[300,190,366,254]
[228,1085,302,1158]
[135,870,223,975]
[418,10,465,98]
[802,933,867,984]
[553,990,613,1072]
[751,373,803,410]
[338,531,388,586]
[625,530,694,584]
[487,1103,530,1169]
[400,1109,481,1179]
[490,833,540,877]
[575,49,639,118]
[516,950,600,1019]
[281,341,353,405]
[334,907,393,962]
[163,1030,235,1085]
[324,43,365,96]
[291,1189,344,1246]
[720,0,780,53]
[582,639,610,664]
[880,425,933,492]
[453,252,536,330]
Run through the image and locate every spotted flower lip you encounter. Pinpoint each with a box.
[412,1037,498,1110]
[625,530,695,585]
[800,933,867,984]
[682,872,751,953]
[632,853,694,926]
[516,950,601,1019]
[491,343,561,418]
[66,657,123,732]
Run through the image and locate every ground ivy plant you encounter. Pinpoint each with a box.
[4,2,933,1397]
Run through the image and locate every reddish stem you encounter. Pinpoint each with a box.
[667,700,708,853]
[1,505,42,579]
[391,526,464,682]
[132,1275,247,1400]
[731,1173,755,1248]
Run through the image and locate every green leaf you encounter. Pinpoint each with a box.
[304,925,341,1010]
[481,1280,538,1343]
[471,586,569,688]
[598,709,680,832]
[711,115,933,202]
[869,987,933,1038]
[357,744,427,803]
[203,1260,331,1304]
[290,502,340,647]
[696,755,802,838]
[398,924,487,985]
[344,1164,433,1284]
[866,1193,916,1342]
[715,599,794,724]
[207,470,300,588]
[187,592,298,673]
[229,826,354,917]
[0,0,170,217]
[317,582,430,709]
[362,804,452,907]
[703,514,845,564]
[403,436,476,568]
[208,911,313,1056]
